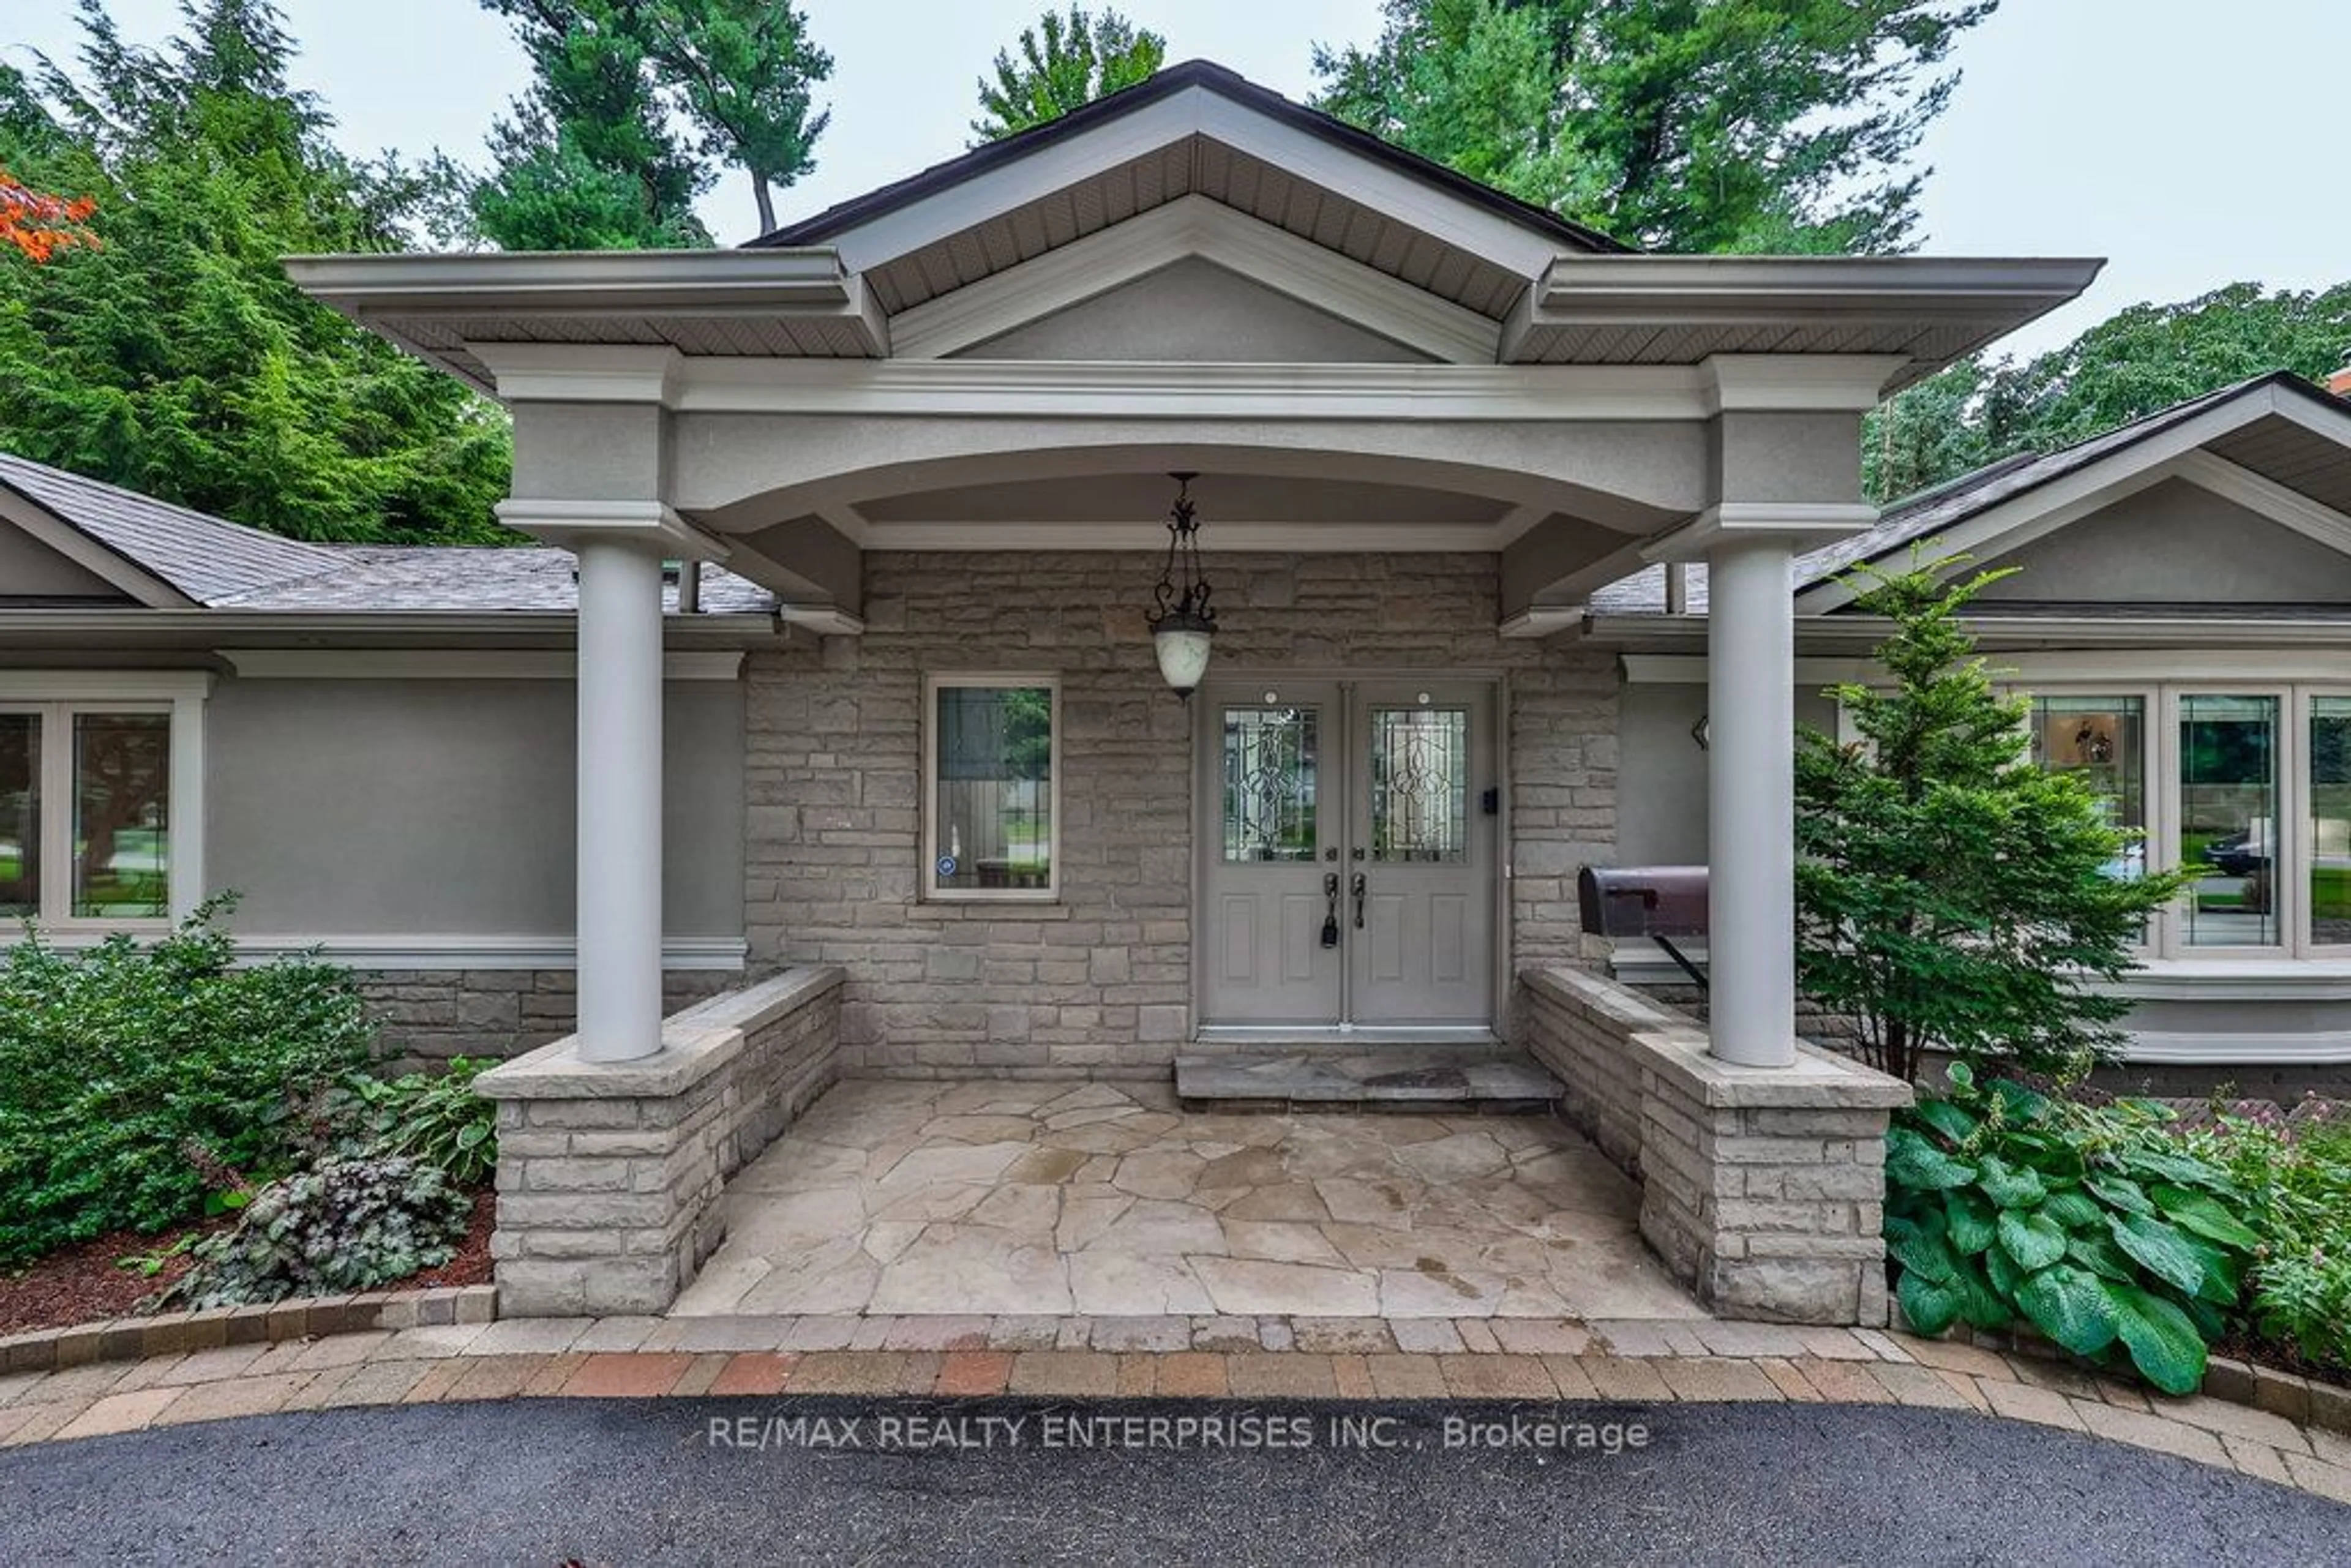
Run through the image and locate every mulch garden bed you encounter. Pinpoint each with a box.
[0,1188,495,1338]
[2218,1331,2351,1392]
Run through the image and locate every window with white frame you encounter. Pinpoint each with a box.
[0,676,206,929]
[923,675,1058,900]
[2017,681,2351,958]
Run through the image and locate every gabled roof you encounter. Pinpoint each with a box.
[0,450,773,617]
[291,59,2096,388]
[1592,372,2351,617]
[754,59,1632,260]
[0,452,343,606]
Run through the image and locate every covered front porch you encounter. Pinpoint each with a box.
[670,1077,1703,1322]
[303,62,2097,1326]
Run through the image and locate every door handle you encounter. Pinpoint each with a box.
[1351,871,1367,930]
[1321,873,1341,949]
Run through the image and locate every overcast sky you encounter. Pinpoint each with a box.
[6,0,2345,360]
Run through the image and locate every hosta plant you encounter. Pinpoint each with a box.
[1884,1062,2259,1395]
[160,1156,470,1310]
[333,1056,499,1187]
[2181,1114,2351,1371]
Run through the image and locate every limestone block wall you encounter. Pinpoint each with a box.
[475,967,843,1316]
[744,551,1618,1075]
[361,970,741,1070]
[1520,965,1911,1326]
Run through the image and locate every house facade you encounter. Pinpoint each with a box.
[18,62,2347,1316]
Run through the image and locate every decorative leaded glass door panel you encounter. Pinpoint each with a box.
[1196,677,1496,1032]
[1347,681,1494,1026]
[1197,683,1344,1025]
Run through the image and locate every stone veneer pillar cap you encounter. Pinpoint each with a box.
[474,966,843,1101]
[1633,1026,1914,1110]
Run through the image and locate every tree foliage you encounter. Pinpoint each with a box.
[1867,281,2351,503]
[1794,557,2188,1084]
[0,1,511,542]
[1313,0,1998,254]
[473,1,831,244]
[972,6,1166,143]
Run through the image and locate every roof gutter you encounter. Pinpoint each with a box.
[1584,612,2351,651]
[283,249,857,313]
[0,609,786,644]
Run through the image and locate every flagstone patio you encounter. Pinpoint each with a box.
[669,1079,1708,1321]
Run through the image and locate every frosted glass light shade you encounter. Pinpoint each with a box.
[1152,623,1213,697]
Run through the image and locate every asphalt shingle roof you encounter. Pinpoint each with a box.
[0,451,775,615]
[0,452,346,604]
[1589,373,2324,617]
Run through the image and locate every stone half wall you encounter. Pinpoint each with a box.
[360,970,743,1071]
[475,967,844,1316]
[743,550,1618,1076]
[1519,965,1912,1327]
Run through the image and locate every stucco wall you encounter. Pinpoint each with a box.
[204,676,744,940]
[1616,681,1837,864]
[1976,477,2351,604]
[958,257,1431,364]
[744,551,1618,1076]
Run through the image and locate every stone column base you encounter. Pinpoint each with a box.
[1522,967,1913,1326]
[474,967,843,1316]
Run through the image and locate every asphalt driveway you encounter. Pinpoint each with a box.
[2,1397,2342,1565]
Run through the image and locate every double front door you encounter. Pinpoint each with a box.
[1198,678,1496,1030]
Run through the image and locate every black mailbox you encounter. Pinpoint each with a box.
[1577,866,1709,989]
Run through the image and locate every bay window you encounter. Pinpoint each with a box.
[2018,680,2351,958]
[0,676,206,930]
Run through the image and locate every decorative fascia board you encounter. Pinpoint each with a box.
[1794,387,2293,613]
[776,604,866,636]
[217,649,744,681]
[0,670,215,700]
[1592,613,2351,651]
[1702,354,1910,414]
[7,931,752,972]
[887,195,1502,364]
[814,84,1564,283]
[0,609,781,645]
[470,343,685,405]
[1638,502,1880,563]
[0,489,195,610]
[667,356,1724,421]
[1498,605,1584,640]
[2172,449,2351,555]
[1529,255,2104,323]
[1621,646,2351,685]
[495,498,731,563]
[860,519,1517,553]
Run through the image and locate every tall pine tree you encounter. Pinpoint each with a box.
[0,1,510,543]
[1313,0,1998,254]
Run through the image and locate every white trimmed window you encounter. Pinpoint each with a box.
[2017,680,2351,959]
[923,673,1059,901]
[0,675,208,929]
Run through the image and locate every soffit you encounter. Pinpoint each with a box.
[853,134,1537,322]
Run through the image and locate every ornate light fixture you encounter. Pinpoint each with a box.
[1148,471,1216,698]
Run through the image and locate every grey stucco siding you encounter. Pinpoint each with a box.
[204,675,744,942]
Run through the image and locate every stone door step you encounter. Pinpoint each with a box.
[1176,1047,1562,1114]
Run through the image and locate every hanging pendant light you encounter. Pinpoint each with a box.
[1148,471,1216,698]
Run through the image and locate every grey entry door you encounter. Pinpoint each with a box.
[1198,681,1344,1026]
[1346,681,1496,1027]
[1197,678,1496,1030]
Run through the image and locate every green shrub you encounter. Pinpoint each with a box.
[332,1056,498,1187]
[159,1155,470,1310]
[2181,1114,2351,1370]
[0,899,375,1266]
[1884,1062,2257,1394]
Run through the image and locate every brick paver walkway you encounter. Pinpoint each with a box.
[3,1313,2347,1506]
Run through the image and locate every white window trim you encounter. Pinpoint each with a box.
[0,672,209,928]
[922,672,1061,903]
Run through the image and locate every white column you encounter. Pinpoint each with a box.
[574,536,666,1062]
[1705,536,1798,1067]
